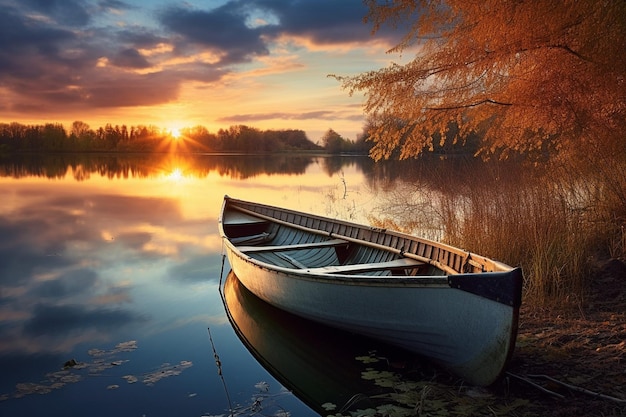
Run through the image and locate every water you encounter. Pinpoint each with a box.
[0,153,402,417]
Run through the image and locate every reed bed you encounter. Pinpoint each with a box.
[369,156,626,308]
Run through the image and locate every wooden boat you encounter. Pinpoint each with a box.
[218,196,523,386]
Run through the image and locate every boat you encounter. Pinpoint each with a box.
[218,196,523,386]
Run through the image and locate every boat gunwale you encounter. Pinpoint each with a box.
[220,196,514,276]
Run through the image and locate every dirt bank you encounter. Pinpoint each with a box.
[504,258,626,416]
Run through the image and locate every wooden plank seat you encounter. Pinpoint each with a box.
[305,258,424,274]
[236,238,348,253]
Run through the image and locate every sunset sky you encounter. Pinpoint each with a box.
[0,0,405,142]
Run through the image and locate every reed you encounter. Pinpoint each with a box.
[369,155,626,308]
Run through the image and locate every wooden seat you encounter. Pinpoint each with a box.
[305,258,424,274]
[236,238,348,253]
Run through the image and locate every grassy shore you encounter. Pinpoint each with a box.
[369,154,626,309]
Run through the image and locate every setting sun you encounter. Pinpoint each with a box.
[170,127,182,139]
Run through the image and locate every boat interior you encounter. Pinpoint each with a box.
[224,215,446,277]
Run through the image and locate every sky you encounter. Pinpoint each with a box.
[0,0,405,142]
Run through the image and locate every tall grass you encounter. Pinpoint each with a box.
[369,155,626,308]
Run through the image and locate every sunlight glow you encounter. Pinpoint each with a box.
[170,127,181,139]
[166,168,184,181]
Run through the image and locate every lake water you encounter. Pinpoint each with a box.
[0,153,425,417]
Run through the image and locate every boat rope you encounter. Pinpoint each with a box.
[207,327,234,414]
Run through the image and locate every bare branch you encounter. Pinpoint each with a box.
[425,99,513,111]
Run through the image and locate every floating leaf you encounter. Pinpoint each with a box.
[122,375,138,384]
[322,402,337,411]
[376,403,413,417]
[254,381,270,392]
[355,355,379,364]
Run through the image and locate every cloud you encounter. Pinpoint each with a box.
[218,109,366,124]
[219,110,335,122]
[111,48,152,69]
[0,216,76,287]
[259,0,375,44]
[30,269,99,299]
[23,303,146,336]
[0,189,199,364]
[98,0,134,14]
[85,72,182,107]
[160,3,271,65]
[168,254,225,284]
[0,0,393,120]
[0,2,181,112]
[159,1,384,64]
[0,192,182,291]
[20,0,91,26]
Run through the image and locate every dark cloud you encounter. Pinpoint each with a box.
[0,192,181,289]
[20,0,91,26]
[86,72,181,107]
[0,1,181,112]
[160,3,271,64]
[0,217,75,287]
[98,0,133,13]
[0,6,79,77]
[116,28,168,49]
[23,303,146,336]
[257,0,375,44]
[168,254,225,284]
[31,269,99,299]
[159,1,382,64]
[111,48,152,69]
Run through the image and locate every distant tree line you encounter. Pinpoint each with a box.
[0,121,372,154]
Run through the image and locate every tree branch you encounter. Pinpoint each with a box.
[548,44,595,64]
[425,99,513,111]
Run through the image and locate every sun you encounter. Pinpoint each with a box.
[170,127,182,139]
[165,122,186,140]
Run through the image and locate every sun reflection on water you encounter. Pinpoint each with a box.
[166,167,184,182]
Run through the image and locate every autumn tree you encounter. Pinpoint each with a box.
[336,0,626,160]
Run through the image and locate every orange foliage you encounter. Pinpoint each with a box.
[339,0,626,160]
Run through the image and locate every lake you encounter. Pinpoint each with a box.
[0,153,428,417]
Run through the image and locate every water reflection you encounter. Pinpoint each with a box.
[0,153,363,180]
[0,176,226,416]
[0,153,382,416]
[0,152,461,186]
[222,271,429,415]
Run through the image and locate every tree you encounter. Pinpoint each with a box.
[336,0,626,160]
[70,121,91,138]
[320,128,346,153]
[42,123,67,150]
